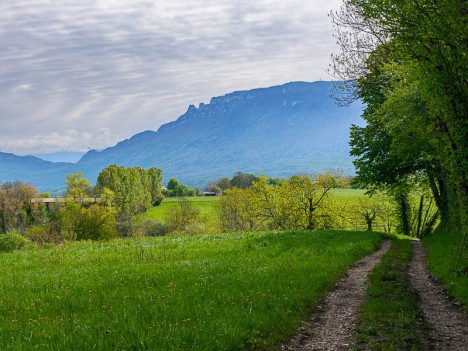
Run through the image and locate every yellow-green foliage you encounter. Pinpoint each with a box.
[163,198,206,234]
[61,203,118,241]
[219,172,349,232]
[0,230,30,252]
[143,181,437,237]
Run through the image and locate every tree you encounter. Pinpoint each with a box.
[164,198,204,234]
[283,172,349,230]
[97,165,163,216]
[167,178,179,191]
[354,198,381,232]
[248,172,348,230]
[230,172,258,189]
[65,172,92,203]
[147,167,164,205]
[0,181,42,233]
[218,187,261,232]
[331,0,467,230]
[207,177,231,193]
[165,178,195,197]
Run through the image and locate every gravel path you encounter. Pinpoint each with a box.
[408,241,468,351]
[279,240,391,351]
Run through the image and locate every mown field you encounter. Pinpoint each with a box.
[144,196,219,223]
[0,230,382,350]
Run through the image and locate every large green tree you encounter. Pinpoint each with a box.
[331,0,467,230]
[96,165,163,217]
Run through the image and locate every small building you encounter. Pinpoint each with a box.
[202,191,217,196]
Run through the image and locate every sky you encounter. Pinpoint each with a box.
[0,0,343,155]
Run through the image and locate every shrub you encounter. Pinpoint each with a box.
[164,198,205,234]
[62,204,119,241]
[0,230,30,252]
[131,218,167,237]
[24,225,64,246]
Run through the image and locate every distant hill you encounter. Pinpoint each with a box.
[32,151,87,163]
[0,81,364,193]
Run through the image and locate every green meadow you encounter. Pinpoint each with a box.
[0,230,382,350]
[144,196,219,222]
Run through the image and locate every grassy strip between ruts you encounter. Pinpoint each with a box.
[423,229,468,312]
[0,230,381,350]
[352,239,432,350]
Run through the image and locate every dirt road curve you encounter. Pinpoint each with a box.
[279,240,391,351]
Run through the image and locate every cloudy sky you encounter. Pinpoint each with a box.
[0,0,342,155]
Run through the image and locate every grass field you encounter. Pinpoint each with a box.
[0,230,382,350]
[144,196,219,222]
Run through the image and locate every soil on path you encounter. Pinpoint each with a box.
[408,241,468,351]
[279,240,391,351]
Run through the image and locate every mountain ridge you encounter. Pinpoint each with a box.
[0,81,363,193]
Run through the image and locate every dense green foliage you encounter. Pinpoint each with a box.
[163,198,205,234]
[64,172,92,202]
[0,230,382,350]
[353,240,430,350]
[61,203,119,241]
[0,230,30,252]
[165,178,195,197]
[97,165,164,215]
[332,0,467,231]
[423,229,468,312]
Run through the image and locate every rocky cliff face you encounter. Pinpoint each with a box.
[1,81,364,192]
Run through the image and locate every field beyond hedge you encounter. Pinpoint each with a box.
[0,230,381,350]
[143,189,373,232]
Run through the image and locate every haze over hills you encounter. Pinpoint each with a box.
[0,81,364,193]
[32,152,87,163]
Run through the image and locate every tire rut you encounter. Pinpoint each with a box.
[279,240,391,351]
[408,241,468,351]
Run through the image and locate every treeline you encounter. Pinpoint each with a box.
[331,0,467,232]
[0,166,440,251]
[218,172,348,232]
[165,172,437,236]
[206,172,262,194]
[0,165,164,251]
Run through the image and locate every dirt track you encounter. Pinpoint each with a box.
[280,239,468,350]
[408,241,468,351]
[279,240,391,351]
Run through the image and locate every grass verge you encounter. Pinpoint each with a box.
[0,230,381,350]
[352,239,431,350]
[422,229,468,312]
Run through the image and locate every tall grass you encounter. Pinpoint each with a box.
[0,230,381,350]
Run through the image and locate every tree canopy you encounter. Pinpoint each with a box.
[97,165,164,217]
[331,0,467,230]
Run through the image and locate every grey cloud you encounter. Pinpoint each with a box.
[0,0,342,154]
